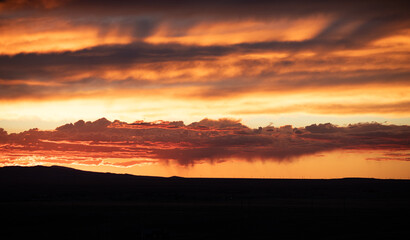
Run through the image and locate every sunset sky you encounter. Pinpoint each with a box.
[1,0,409,178]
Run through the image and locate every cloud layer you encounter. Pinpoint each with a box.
[0,0,409,123]
[1,118,409,167]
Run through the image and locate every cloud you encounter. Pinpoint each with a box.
[187,118,248,130]
[1,40,409,102]
[3,1,409,19]
[367,152,410,161]
[0,118,409,167]
[1,0,409,106]
[231,101,410,115]
[0,128,7,142]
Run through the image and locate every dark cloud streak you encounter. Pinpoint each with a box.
[1,0,409,100]
[3,0,410,19]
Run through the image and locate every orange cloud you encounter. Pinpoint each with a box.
[0,18,133,55]
[1,118,409,168]
[231,101,410,116]
[146,16,330,45]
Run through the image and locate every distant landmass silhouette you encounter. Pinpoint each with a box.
[1,166,409,239]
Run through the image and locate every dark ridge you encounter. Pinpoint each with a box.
[1,165,409,240]
[1,165,409,202]
[168,175,184,179]
[0,165,391,181]
[0,165,163,183]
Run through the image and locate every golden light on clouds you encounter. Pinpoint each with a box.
[0,18,134,55]
[0,83,408,130]
[0,0,409,178]
[146,16,330,45]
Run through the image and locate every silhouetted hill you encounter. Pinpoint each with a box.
[1,165,409,202]
[0,165,161,186]
[1,166,409,239]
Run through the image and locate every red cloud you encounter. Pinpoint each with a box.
[1,118,409,166]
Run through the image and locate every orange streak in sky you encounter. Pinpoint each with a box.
[0,18,133,55]
[146,17,330,45]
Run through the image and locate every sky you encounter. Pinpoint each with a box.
[0,0,409,178]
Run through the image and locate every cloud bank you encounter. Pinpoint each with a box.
[0,118,409,167]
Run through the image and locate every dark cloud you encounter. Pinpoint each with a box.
[367,152,410,161]
[0,128,7,142]
[3,0,409,20]
[0,42,233,79]
[1,37,409,100]
[1,0,409,100]
[1,118,409,166]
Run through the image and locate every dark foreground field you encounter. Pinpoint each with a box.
[0,166,409,239]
